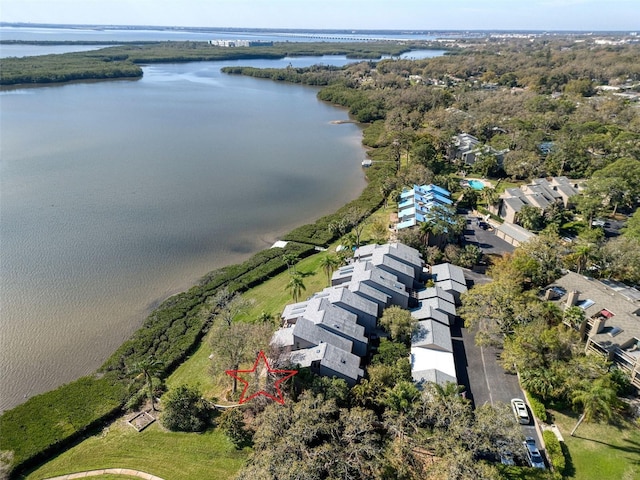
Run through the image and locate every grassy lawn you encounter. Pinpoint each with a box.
[549,409,640,480]
[24,419,248,480]
[165,330,219,398]
[239,250,332,323]
[50,476,151,480]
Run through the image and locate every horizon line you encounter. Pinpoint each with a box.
[1,22,636,35]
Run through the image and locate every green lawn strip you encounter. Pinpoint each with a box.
[24,420,248,480]
[240,250,334,322]
[165,333,218,398]
[549,409,640,480]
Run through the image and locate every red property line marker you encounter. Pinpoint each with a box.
[226,351,298,405]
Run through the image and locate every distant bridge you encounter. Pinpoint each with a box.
[269,33,401,42]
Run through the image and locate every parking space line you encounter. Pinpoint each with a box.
[480,345,494,405]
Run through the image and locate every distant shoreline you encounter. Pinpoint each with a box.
[2,22,634,35]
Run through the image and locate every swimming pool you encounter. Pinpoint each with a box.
[468,179,485,190]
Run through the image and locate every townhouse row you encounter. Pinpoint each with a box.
[270,242,468,388]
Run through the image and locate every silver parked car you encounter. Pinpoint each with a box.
[523,437,546,469]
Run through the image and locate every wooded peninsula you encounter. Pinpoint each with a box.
[0,40,424,85]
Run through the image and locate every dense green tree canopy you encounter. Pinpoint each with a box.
[161,384,211,432]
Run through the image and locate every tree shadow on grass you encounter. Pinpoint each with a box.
[560,441,576,478]
[297,269,316,278]
[570,434,640,456]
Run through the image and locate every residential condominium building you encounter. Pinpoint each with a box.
[271,242,464,389]
[450,133,508,166]
[410,284,459,387]
[397,184,453,231]
[546,271,640,389]
[354,242,425,287]
[411,318,457,387]
[331,261,411,310]
[493,176,581,224]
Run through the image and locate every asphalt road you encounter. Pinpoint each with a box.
[453,269,546,466]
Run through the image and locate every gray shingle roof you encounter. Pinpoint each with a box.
[304,299,367,346]
[289,342,364,383]
[412,319,453,352]
[420,295,457,317]
[313,286,379,320]
[495,223,536,244]
[430,263,467,288]
[293,317,353,353]
[270,326,294,348]
[549,272,640,353]
[354,242,423,274]
[346,282,390,306]
[503,196,527,213]
[412,368,458,387]
[334,262,409,304]
[417,286,456,305]
[410,303,452,326]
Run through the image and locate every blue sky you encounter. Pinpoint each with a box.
[1,0,638,31]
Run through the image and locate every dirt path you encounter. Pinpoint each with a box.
[44,468,165,480]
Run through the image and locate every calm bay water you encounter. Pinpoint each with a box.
[0,57,372,411]
[0,27,446,411]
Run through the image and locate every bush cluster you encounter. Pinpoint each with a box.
[0,374,126,474]
[542,429,566,474]
[161,384,211,432]
[525,391,549,423]
[0,53,142,85]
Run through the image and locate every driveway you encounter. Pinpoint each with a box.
[453,270,546,462]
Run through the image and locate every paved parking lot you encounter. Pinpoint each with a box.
[462,214,515,256]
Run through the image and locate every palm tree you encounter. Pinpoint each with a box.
[570,377,618,436]
[571,242,595,274]
[257,311,274,324]
[481,187,500,209]
[540,301,563,325]
[129,357,163,411]
[318,254,340,286]
[516,205,543,231]
[282,253,299,274]
[521,367,560,401]
[286,273,306,303]
[419,220,438,247]
[563,305,586,330]
[340,232,357,252]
